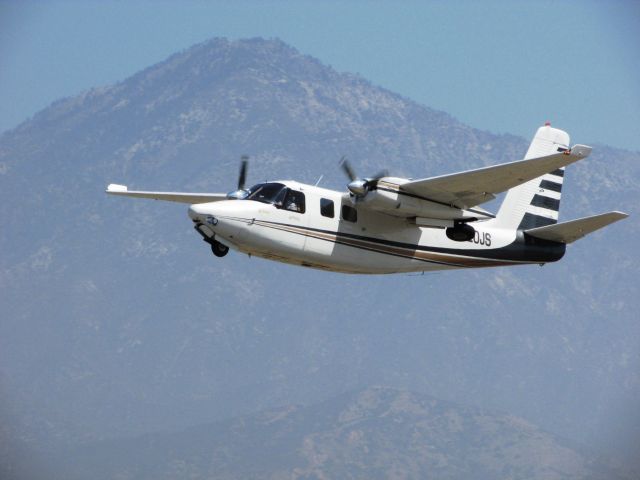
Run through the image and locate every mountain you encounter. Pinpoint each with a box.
[1,37,639,476]
[49,387,631,480]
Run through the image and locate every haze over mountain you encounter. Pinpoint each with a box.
[48,387,628,480]
[1,37,638,477]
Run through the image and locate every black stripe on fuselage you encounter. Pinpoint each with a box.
[530,194,560,211]
[539,180,562,193]
[549,168,565,178]
[223,216,565,264]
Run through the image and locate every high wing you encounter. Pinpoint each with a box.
[398,145,592,209]
[106,184,227,204]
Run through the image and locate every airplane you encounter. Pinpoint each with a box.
[106,124,628,274]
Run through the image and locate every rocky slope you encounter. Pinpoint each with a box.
[50,387,630,480]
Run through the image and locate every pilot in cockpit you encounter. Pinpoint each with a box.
[285,196,298,212]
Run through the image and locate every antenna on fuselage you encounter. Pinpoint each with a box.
[314,174,324,186]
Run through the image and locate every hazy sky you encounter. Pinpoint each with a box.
[1,1,639,150]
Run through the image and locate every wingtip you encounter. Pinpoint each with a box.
[611,210,629,219]
[106,183,128,193]
[570,144,592,157]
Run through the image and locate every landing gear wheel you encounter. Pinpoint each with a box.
[211,240,229,257]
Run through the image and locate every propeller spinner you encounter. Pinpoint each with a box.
[340,157,387,198]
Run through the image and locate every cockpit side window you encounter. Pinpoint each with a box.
[283,189,306,214]
[246,183,286,204]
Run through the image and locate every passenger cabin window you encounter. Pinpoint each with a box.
[283,189,306,214]
[341,204,357,223]
[320,198,334,218]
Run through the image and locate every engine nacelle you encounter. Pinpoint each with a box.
[355,188,489,221]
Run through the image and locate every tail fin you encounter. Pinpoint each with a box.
[493,124,570,230]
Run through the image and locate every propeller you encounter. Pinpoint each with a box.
[339,157,388,198]
[237,155,248,190]
[340,155,357,182]
[227,155,250,199]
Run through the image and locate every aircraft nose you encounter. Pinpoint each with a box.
[188,203,223,229]
[188,203,208,221]
[188,201,246,245]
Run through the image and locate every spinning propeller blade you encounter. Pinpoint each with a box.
[369,170,388,182]
[340,156,357,182]
[226,155,251,200]
[238,155,249,191]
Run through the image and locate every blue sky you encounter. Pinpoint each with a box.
[1,1,639,150]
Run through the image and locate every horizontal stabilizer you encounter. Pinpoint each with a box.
[106,184,227,204]
[524,211,628,244]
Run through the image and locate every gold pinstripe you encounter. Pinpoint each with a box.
[249,219,520,268]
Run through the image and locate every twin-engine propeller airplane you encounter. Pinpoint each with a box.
[107,124,627,274]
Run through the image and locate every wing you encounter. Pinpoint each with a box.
[106,184,227,204]
[524,211,628,244]
[399,145,592,209]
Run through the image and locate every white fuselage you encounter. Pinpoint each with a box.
[107,125,627,272]
[188,181,559,274]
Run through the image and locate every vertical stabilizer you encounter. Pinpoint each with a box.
[493,124,570,230]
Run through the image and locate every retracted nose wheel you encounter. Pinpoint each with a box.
[211,240,229,257]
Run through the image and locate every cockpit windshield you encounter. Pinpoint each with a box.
[245,182,286,205]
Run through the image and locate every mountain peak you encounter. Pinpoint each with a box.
[194,36,301,56]
[137,35,330,88]
[12,35,480,186]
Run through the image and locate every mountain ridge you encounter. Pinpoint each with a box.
[48,386,632,480]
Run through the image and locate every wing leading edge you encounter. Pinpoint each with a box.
[106,184,227,204]
[399,145,592,209]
